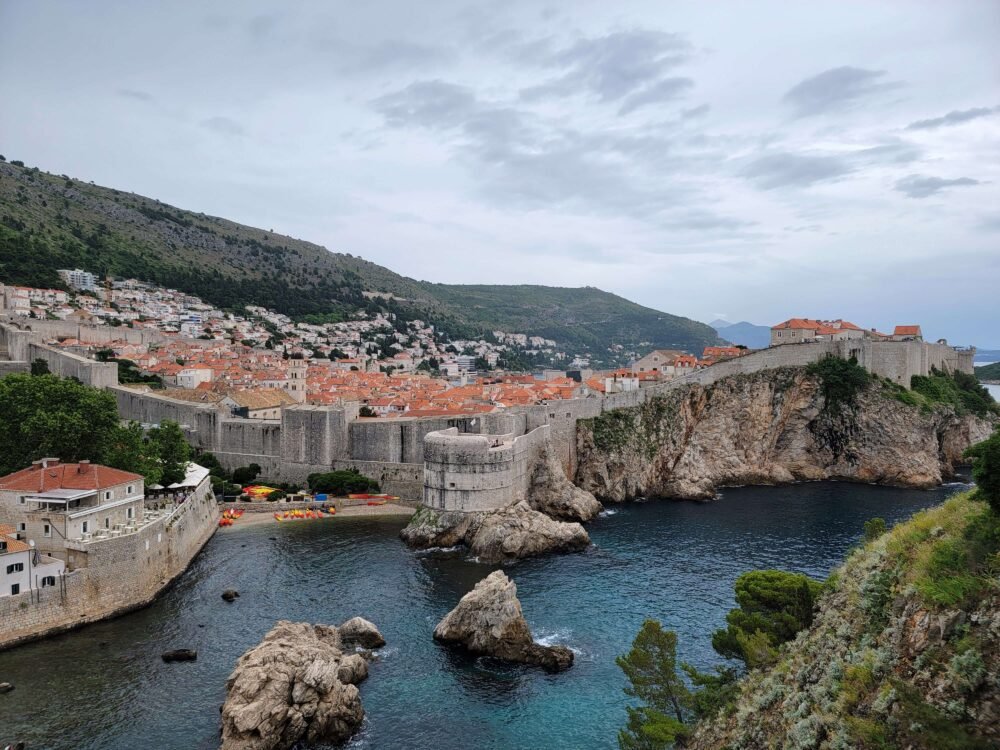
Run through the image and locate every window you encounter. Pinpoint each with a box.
[10,584,18,595]
[42,576,56,587]
[127,507,134,520]
[104,491,112,501]
[6,563,24,574]
[18,496,25,505]
[43,524,51,538]
[82,521,89,534]
[17,522,25,533]
[127,485,134,494]
[105,518,110,529]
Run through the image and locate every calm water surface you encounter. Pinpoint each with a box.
[0,480,972,749]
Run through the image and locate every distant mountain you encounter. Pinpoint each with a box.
[711,320,771,349]
[974,349,1000,364]
[975,362,1000,380]
[709,318,732,329]
[0,160,722,361]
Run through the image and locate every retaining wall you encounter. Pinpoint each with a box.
[0,484,218,651]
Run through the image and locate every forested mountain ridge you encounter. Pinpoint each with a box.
[0,159,722,358]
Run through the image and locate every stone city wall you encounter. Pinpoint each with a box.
[422,425,550,512]
[0,480,218,651]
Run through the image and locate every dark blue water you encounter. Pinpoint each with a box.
[0,480,970,749]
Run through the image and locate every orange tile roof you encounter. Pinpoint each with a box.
[0,524,30,554]
[0,462,142,492]
[894,325,921,336]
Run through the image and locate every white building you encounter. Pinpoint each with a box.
[1,523,65,596]
[57,268,99,292]
[0,459,145,568]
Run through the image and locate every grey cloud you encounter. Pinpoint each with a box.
[618,77,693,115]
[906,106,999,130]
[783,66,903,117]
[247,14,281,40]
[978,215,1000,232]
[681,104,710,119]
[520,29,692,103]
[372,81,479,128]
[118,88,153,102]
[200,116,246,137]
[741,152,852,189]
[853,139,922,165]
[338,40,453,73]
[894,174,981,199]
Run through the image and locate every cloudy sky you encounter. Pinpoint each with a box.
[2,1,998,344]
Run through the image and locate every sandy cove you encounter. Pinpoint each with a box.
[219,503,416,528]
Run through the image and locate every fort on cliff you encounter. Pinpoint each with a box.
[0,319,976,513]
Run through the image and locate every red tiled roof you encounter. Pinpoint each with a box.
[0,462,143,492]
[894,325,921,336]
[0,524,30,553]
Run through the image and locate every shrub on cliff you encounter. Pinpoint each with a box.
[912,368,997,417]
[965,431,1000,514]
[711,570,822,668]
[806,355,870,412]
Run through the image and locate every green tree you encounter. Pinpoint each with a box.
[712,570,821,668]
[965,431,1000,513]
[863,517,887,542]
[358,405,377,417]
[102,421,163,485]
[681,664,740,721]
[306,469,379,495]
[616,619,691,749]
[30,358,51,376]
[0,374,119,474]
[148,420,190,485]
[231,463,262,485]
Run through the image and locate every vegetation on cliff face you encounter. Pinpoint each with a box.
[687,488,1000,750]
[806,355,871,413]
[905,369,998,418]
[0,160,721,359]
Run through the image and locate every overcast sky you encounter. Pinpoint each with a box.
[2,1,998,344]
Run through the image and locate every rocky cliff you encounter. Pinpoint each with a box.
[687,491,1000,749]
[576,368,995,503]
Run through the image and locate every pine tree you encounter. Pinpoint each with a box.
[616,619,691,749]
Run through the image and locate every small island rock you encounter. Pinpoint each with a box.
[220,619,382,750]
[161,649,197,663]
[338,616,386,649]
[0,682,14,693]
[433,570,573,672]
[222,590,240,602]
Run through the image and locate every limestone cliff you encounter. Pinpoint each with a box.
[576,368,995,503]
[687,492,1000,749]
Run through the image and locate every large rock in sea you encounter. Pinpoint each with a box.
[220,618,384,750]
[527,439,602,522]
[433,570,573,672]
[401,502,589,563]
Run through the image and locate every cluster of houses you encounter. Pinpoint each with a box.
[770,318,923,346]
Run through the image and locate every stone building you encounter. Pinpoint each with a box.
[0,459,145,568]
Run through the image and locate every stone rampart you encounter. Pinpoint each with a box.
[0,480,218,651]
[423,425,550,512]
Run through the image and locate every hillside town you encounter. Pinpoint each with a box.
[2,273,943,423]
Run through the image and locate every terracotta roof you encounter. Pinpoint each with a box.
[227,388,297,410]
[165,390,226,404]
[0,524,30,554]
[0,461,142,493]
[894,325,921,336]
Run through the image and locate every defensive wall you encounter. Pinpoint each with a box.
[423,425,549,512]
[0,321,978,500]
[0,478,218,651]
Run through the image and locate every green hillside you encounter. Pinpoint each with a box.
[975,362,1000,381]
[0,159,721,359]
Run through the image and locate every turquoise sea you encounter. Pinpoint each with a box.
[0,480,973,749]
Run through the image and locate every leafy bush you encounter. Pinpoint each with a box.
[964,431,1000,514]
[712,570,822,668]
[231,463,262,485]
[806,355,870,412]
[911,368,997,417]
[307,469,379,495]
[863,517,887,542]
[266,489,286,502]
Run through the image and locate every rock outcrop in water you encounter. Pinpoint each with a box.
[687,491,1000,749]
[527,439,603,522]
[220,618,384,750]
[401,502,590,562]
[434,570,573,672]
[576,368,995,503]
